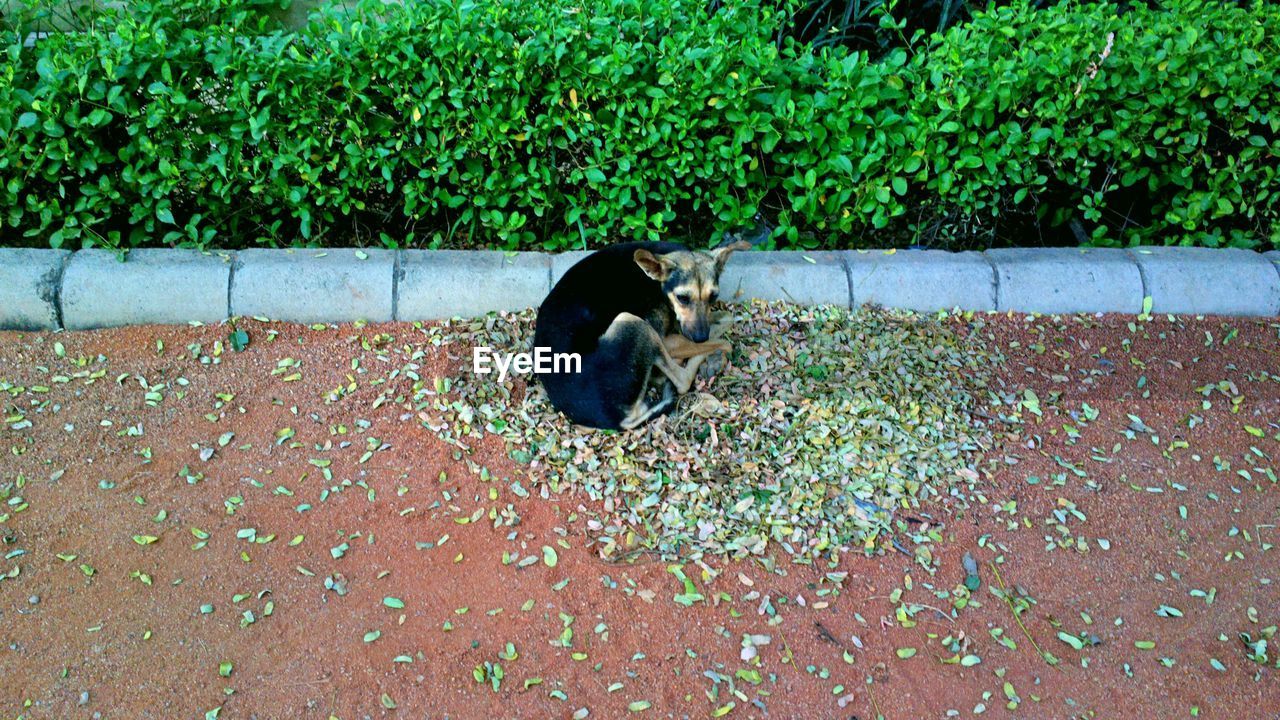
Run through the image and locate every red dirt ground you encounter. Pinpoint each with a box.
[1,312,1277,720]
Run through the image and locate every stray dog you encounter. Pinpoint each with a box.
[533,233,761,430]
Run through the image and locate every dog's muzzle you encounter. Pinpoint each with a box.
[684,321,710,343]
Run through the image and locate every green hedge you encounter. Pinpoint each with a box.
[895,0,1280,250]
[2,0,1277,251]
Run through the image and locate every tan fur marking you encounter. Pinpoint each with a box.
[663,334,730,360]
[658,250,732,340]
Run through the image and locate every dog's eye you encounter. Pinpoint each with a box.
[676,294,692,305]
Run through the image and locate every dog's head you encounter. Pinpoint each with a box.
[633,240,750,342]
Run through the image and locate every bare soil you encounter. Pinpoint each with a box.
[1,313,1277,720]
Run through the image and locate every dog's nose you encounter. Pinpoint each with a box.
[686,326,709,343]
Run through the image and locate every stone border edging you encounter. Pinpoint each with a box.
[2,247,1278,330]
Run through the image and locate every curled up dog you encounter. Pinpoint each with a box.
[533,229,765,430]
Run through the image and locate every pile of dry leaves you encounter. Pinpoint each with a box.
[408,301,1001,563]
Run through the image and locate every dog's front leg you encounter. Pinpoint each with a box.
[662,334,730,360]
[696,314,735,379]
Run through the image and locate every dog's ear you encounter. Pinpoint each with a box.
[634,249,671,281]
[711,240,751,275]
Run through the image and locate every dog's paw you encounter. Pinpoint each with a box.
[697,349,727,380]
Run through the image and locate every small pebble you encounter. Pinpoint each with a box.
[78,691,89,706]
[28,595,39,605]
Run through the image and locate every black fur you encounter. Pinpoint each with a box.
[533,242,688,429]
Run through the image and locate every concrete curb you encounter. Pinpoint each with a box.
[62,249,233,330]
[720,251,848,306]
[399,250,550,321]
[988,247,1144,314]
[231,248,395,323]
[550,251,592,287]
[0,249,70,330]
[2,246,1278,331]
[844,249,995,312]
[1129,246,1280,316]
